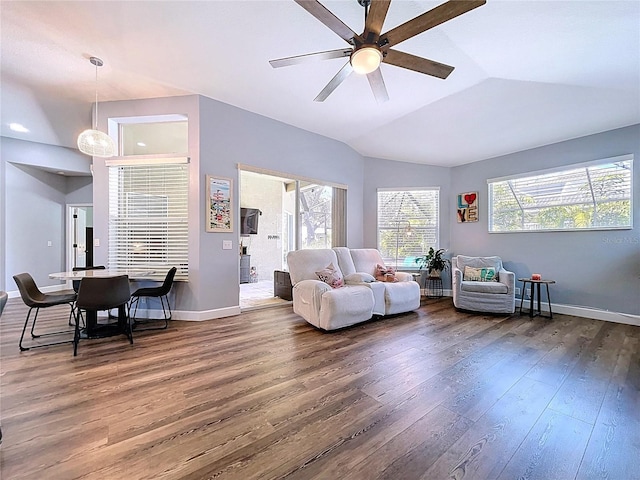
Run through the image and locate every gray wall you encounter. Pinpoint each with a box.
[1,137,92,290]
[196,95,365,313]
[362,157,452,284]
[450,124,640,316]
[91,94,365,315]
[4,102,637,319]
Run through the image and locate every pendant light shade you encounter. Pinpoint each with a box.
[77,57,115,158]
[77,128,116,158]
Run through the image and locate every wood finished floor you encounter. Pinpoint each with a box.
[1,297,639,480]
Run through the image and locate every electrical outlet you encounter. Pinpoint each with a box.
[515,287,521,296]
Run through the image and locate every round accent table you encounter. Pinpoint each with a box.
[518,278,556,319]
[426,276,443,299]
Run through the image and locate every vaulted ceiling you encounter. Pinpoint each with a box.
[1,1,639,166]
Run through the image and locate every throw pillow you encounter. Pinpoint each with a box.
[344,273,376,283]
[463,266,497,282]
[375,264,397,282]
[315,262,344,289]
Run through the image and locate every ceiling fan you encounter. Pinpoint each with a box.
[270,0,486,103]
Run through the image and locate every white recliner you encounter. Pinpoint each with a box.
[452,255,515,314]
[334,247,421,316]
[287,249,375,331]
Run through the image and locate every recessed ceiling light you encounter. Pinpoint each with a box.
[9,122,29,133]
[56,171,65,175]
[137,142,146,147]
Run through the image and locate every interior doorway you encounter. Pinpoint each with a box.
[239,171,294,310]
[238,167,346,310]
[66,204,94,272]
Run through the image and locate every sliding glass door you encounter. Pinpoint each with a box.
[299,182,333,250]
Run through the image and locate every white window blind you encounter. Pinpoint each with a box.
[108,162,189,275]
[488,156,632,232]
[377,188,440,268]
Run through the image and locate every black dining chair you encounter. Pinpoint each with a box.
[67,266,106,327]
[73,275,133,356]
[0,290,7,316]
[129,267,177,331]
[13,273,77,352]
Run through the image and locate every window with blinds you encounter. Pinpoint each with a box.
[377,188,440,268]
[108,161,189,275]
[488,155,632,232]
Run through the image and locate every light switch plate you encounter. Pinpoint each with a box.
[222,240,232,250]
[94,239,100,247]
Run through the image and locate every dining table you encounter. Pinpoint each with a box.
[49,269,160,338]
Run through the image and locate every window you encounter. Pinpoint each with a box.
[118,117,188,156]
[488,155,633,232]
[299,182,333,250]
[108,159,189,275]
[377,188,440,268]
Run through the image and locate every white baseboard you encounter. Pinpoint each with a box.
[126,306,242,321]
[515,297,640,327]
[8,287,637,326]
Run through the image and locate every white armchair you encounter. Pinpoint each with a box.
[287,249,375,331]
[452,255,515,314]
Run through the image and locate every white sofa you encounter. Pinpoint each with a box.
[452,255,515,314]
[286,248,421,331]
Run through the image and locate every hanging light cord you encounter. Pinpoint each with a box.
[93,60,99,130]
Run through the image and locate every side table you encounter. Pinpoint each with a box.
[518,278,556,319]
[274,270,293,301]
[426,276,443,299]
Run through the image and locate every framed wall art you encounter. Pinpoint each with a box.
[206,175,233,232]
[457,191,478,223]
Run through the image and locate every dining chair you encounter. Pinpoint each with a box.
[0,290,8,316]
[69,266,107,326]
[73,275,133,356]
[129,267,177,331]
[13,273,77,352]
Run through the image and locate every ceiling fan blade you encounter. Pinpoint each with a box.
[314,62,353,102]
[364,0,391,42]
[295,0,362,44]
[384,49,454,79]
[379,0,486,48]
[270,48,352,68]
[366,68,389,103]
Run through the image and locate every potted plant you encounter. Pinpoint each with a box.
[415,247,450,278]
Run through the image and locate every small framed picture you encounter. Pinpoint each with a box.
[206,175,233,232]
[457,191,478,223]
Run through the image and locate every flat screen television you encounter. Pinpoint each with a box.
[240,208,261,235]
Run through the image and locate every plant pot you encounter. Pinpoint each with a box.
[429,270,442,278]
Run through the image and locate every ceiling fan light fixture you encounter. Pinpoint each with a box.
[77,56,115,158]
[350,46,382,75]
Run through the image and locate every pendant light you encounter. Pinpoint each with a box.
[77,56,115,158]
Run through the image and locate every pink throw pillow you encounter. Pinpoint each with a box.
[315,263,344,289]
